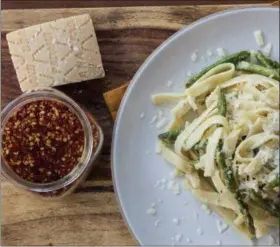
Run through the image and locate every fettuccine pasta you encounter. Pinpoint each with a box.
[153,51,280,239]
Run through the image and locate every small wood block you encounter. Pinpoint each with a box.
[103,82,129,120]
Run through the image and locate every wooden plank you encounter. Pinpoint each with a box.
[2,0,273,9]
[1,182,135,246]
[2,5,267,32]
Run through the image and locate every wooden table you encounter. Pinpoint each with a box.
[1,1,274,246]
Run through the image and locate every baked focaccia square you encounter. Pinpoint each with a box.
[6,14,105,92]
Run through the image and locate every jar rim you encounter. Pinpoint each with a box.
[1,88,95,193]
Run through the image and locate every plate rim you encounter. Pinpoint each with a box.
[111,6,277,245]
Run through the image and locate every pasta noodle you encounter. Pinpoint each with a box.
[153,51,280,239]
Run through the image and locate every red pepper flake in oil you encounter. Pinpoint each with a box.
[2,100,85,183]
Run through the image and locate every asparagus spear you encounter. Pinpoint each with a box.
[193,139,208,150]
[236,61,279,81]
[186,51,250,88]
[250,191,280,217]
[216,151,237,193]
[216,143,256,236]
[268,175,280,188]
[158,130,181,145]
[255,51,280,69]
[235,191,256,236]
[218,88,227,117]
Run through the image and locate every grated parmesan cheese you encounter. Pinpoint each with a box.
[167,180,175,189]
[167,80,173,88]
[239,180,259,192]
[207,50,213,57]
[254,30,265,47]
[172,218,180,225]
[196,227,203,235]
[167,180,181,195]
[155,142,162,154]
[216,48,226,57]
[186,238,191,243]
[146,207,156,216]
[201,204,212,215]
[263,43,272,56]
[160,178,167,184]
[191,52,198,62]
[263,111,279,134]
[216,219,229,234]
[216,240,222,245]
[156,117,167,129]
[150,115,158,124]
[158,109,164,120]
[154,219,161,227]
[268,235,275,245]
[153,180,160,188]
[175,234,183,242]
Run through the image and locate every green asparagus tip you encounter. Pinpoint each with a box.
[158,130,181,145]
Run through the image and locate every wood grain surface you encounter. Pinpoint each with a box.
[1,0,273,9]
[1,3,274,246]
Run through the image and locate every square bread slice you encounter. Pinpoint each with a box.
[6,14,105,92]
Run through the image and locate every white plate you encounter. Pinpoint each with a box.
[112,7,279,246]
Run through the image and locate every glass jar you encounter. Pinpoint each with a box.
[1,88,104,199]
